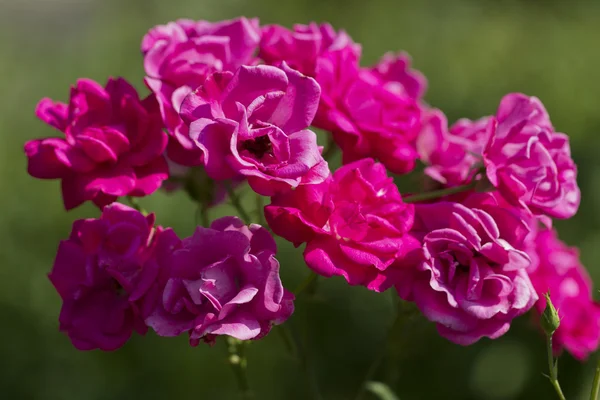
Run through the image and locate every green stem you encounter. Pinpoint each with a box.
[546,335,566,400]
[286,323,323,399]
[196,203,210,227]
[125,196,148,215]
[227,338,252,399]
[255,194,266,226]
[276,324,296,356]
[227,184,252,223]
[590,357,600,400]
[294,272,318,296]
[404,181,477,204]
[353,298,407,400]
[353,338,389,400]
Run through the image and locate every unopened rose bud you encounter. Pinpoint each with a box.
[541,292,560,336]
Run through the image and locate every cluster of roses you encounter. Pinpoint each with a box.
[25,17,600,359]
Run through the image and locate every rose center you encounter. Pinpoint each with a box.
[112,279,127,297]
[241,135,272,159]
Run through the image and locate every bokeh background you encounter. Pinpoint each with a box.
[2,0,600,398]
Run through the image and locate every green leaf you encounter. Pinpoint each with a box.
[365,381,399,400]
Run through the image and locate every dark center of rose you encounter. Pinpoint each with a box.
[112,279,127,296]
[241,135,272,158]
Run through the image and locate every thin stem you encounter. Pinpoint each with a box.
[227,184,252,223]
[227,338,252,399]
[276,324,296,356]
[294,272,318,296]
[125,196,148,215]
[255,194,265,226]
[546,335,566,400]
[286,323,323,399]
[551,380,566,400]
[590,357,600,400]
[195,203,210,227]
[353,298,405,400]
[353,340,389,400]
[547,335,555,378]
[403,181,477,204]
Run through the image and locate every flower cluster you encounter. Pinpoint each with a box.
[50,204,293,350]
[26,16,597,365]
[420,93,580,221]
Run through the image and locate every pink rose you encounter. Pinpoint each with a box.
[26,78,168,210]
[48,204,167,351]
[314,48,424,174]
[146,216,294,345]
[265,158,418,292]
[417,109,493,186]
[396,193,538,345]
[368,52,427,100]
[259,22,359,76]
[527,229,600,360]
[141,19,197,53]
[179,63,329,196]
[142,17,261,165]
[484,93,580,219]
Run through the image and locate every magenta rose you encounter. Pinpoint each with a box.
[265,158,418,292]
[484,93,580,219]
[48,203,167,351]
[527,229,600,360]
[418,109,493,186]
[179,63,329,196]
[259,22,359,76]
[314,47,424,174]
[145,216,294,345]
[142,17,261,165]
[26,78,168,210]
[368,52,427,100]
[396,193,538,345]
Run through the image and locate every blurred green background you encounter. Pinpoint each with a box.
[2,0,600,398]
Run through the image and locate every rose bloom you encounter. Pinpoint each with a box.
[26,78,168,210]
[146,216,294,345]
[259,22,359,76]
[314,47,424,175]
[484,93,580,220]
[142,17,261,165]
[527,229,600,360]
[48,204,166,351]
[265,158,418,292]
[179,63,328,196]
[396,193,537,345]
[369,52,427,100]
[417,109,493,186]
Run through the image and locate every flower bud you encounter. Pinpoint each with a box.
[541,292,561,336]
